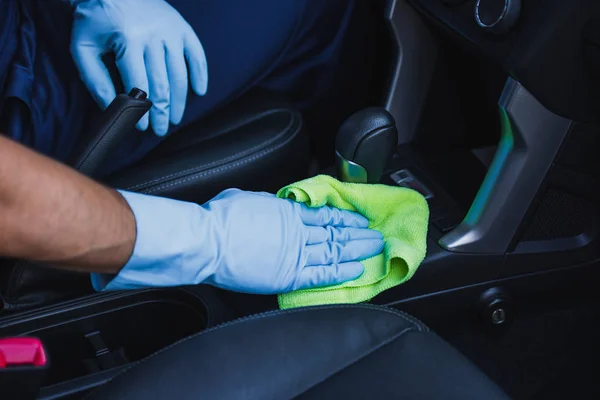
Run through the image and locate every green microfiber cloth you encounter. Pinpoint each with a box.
[276,175,429,309]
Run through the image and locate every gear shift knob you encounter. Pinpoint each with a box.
[335,107,398,183]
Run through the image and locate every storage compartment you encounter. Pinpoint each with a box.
[408,31,508,222]
[0,288,207,395]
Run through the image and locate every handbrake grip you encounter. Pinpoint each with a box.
[72,88,152,178]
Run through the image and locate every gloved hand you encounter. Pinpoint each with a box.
[92,190,385,294]
[70,0,208,136]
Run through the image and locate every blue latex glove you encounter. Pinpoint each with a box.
[92,190,385,294]
[70,0,208,136]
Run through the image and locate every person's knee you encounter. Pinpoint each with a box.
[170,0,307,57]
[166,0,308,126]
[167,0,354,129]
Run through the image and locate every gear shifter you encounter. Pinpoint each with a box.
[335,107,398,184]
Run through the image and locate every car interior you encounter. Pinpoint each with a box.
[1,0,600,398]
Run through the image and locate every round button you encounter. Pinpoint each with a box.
[475,0,522,35]
[128,88,148,100]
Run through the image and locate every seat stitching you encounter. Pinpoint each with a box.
[137,117,301,194]
[141,145,287,195]
[150,304,427,359]
[126,126,287,191]
[86,304,427,398]
[124,111,299,190]
[126,121,291,190]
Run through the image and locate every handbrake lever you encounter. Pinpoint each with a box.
[72,88,152,178]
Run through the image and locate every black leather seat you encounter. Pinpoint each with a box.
[105,89,310,203]
[89,305,508,400]
[0,90,310,311]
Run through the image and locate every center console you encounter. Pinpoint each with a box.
[407,0,600,121]
[0,288,233,398]
[1,2,599,397]
[374,0,600,327]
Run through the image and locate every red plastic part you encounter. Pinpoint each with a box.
[0,338,47,368]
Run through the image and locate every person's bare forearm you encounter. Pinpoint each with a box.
[0,135,135,273]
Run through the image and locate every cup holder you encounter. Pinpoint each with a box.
[0,288,208,395]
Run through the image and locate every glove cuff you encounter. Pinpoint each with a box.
[91,191,216,291]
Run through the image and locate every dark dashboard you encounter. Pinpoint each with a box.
[407,0,600,122]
